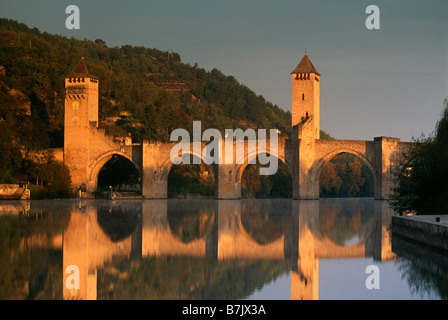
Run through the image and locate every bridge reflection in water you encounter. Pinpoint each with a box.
[58,198,393,300]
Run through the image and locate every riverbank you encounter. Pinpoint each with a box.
[0,184,30,200]
[391,215,448,253]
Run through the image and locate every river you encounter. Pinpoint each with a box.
[0,198,446,300]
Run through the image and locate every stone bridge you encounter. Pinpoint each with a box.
[62,55,410,200]
[69,131,409,200]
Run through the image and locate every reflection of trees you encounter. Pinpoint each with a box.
[241,200,292,245]
[397,259,448,300]
[167,201,215,243]
[319,199,374,245]
[97,255,290,300]
[97,204,141,242]
[19,207,71,238]
[0,209,70,299]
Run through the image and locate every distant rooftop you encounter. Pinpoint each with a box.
[291,53,320,75]
[66,57,98,79]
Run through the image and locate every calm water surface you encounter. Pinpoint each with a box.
[0,198,446,300]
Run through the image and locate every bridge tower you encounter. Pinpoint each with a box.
[291,53,321,199]
[291,52,320,139]
[64,57,99,190]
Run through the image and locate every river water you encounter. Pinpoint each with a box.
[0,198,446,300]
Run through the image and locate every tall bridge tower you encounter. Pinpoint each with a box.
[64,57,99,190]
[291,53,322,199]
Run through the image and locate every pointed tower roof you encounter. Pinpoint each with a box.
[66,57,97,79]
[291,53,320,75]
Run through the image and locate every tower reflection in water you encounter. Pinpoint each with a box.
[60,198,393,300]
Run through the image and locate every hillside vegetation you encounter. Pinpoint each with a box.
[0,18,291,145]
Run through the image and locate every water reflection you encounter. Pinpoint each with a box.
[0,198,446,300]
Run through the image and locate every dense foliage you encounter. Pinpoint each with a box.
[168,162,215,197]
[242,160,292,198]
[0,18,291,144]
[389,101,448,215]
[320,154,374,198]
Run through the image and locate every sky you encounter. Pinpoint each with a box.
[1,0,447,141]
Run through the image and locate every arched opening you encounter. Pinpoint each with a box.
[241,154,292,198]
[97,155,141,193]
[319,153,374,198]
[167,154,215,198]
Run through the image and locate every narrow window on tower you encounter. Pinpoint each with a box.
[302,93,305,100]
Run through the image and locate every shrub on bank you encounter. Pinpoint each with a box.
[389,101,448,215]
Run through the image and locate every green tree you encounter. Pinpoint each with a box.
[320,162,342,196]
[320,154,373,198]
[389,100,448,215]
[241,159,292,198]
[29,156,73,199]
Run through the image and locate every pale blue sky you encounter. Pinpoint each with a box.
[1,0,447,141]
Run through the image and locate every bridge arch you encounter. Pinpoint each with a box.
[236,147,292,199]
[89,150,142,191]
[159,149,216,181]
[236,148,291,181]
[310,148,376,197]
[160,149,217,198]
